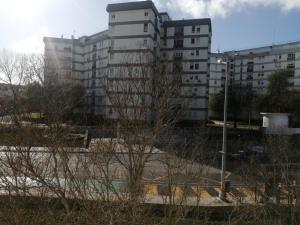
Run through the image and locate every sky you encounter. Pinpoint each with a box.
[0,0,300,53]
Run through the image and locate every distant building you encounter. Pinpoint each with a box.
[0,83,23,98]
[209,41,300,95]
[0,83,12,98]
[44,1,212,122]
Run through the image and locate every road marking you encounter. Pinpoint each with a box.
[225,173,231,179]
[172,186,183,197]
[236,187,253,198]
[191,186,211,198]
[213,187,221,197]
[144,184,158,196]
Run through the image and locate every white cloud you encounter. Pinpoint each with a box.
[154,0,300,18]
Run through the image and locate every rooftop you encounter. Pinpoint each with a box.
[107,1,159,15]
[224,40,300,55]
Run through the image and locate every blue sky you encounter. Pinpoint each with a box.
[0,0,300,53]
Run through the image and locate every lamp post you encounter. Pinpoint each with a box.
[217,58,229,200]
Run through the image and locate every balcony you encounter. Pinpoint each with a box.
[174,31,184,37]
[247,68,254,73]
[174,40,183,49]
[174,26,184,37]
[174,52,183,61]
[287,54,295,61]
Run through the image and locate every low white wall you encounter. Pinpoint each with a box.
[261,113,300,135]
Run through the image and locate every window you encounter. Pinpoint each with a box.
[111,14,115,19]
[174,40,183,48]
[191,52,194,56]
[192,26,195,33]
[287,53,295,61]
[143,39,148,45]
[174,52,182,57]
[196,50,199,56]
[195,63,199,70]
[197,27,200,32]
[190,64,194,70]
[191,38,195,44]
[287,63,295,69]
[175,26,184,34]
[144,23,148,32]
[144,11,148,17]
[247,62,254,72]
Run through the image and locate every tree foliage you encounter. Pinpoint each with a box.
[256,69,294,113]
[23,82,86,123]
[209,85,254,126]
[255,69,300,126]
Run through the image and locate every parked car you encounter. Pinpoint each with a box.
[250,145,265,155]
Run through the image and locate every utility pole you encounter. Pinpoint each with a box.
[218,58,230,200]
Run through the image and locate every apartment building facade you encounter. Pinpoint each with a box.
[209,42,300,95]
[44,1,212,122]
[209,53,227,95]
[160,18,212,121]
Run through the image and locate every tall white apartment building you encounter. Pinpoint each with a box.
[160,17,212,121]
[209,41,300,95]
[44,1,212,122]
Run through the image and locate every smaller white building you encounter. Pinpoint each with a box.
[261,113,300,135]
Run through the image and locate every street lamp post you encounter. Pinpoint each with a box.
[218,58,230,200]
